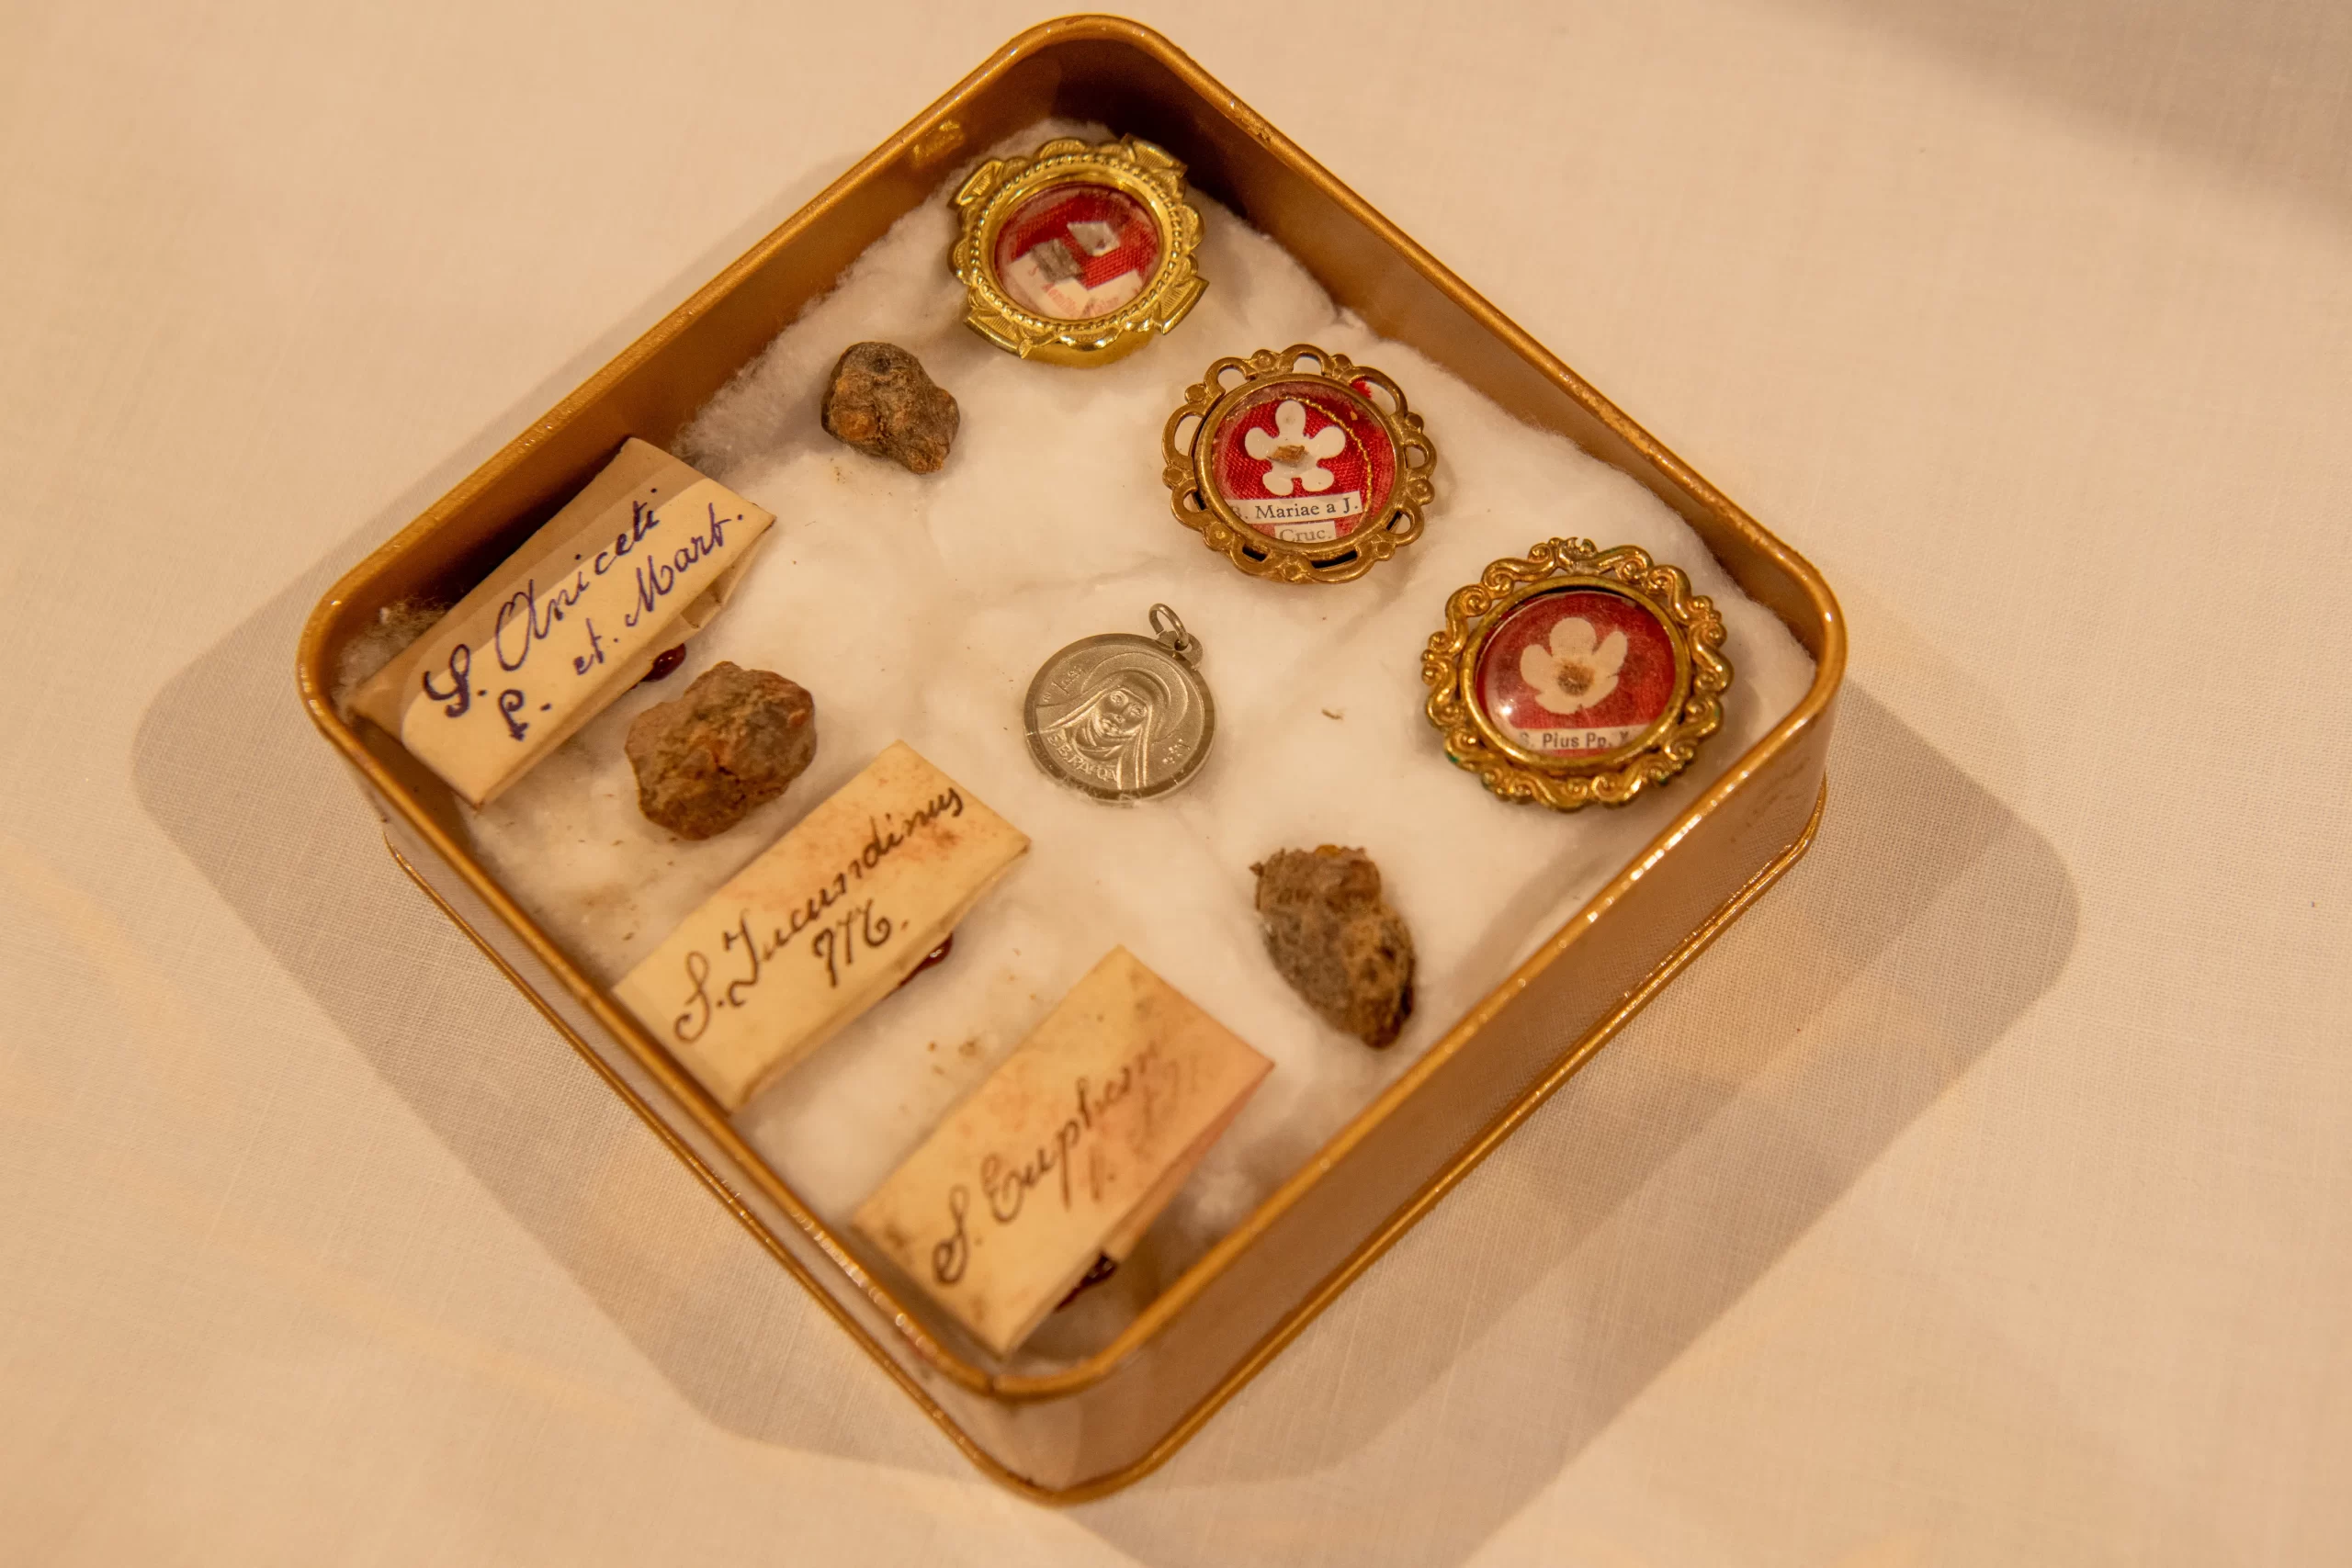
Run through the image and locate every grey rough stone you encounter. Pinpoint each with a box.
[625,661,817,840]
[1250,845,1416,1048]
[820,341,959,473]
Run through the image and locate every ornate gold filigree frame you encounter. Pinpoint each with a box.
[1422,538,1733,810]
[1160,344,1437,584]
[950,135,1205,367]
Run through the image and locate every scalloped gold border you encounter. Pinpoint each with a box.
[1160,344,1438,583]
[950,135,1205,367]
[1422,537,1733,809]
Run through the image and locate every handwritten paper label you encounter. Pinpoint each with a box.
[615,743,1029,1111]
[354,439,775,807]
[853,947,1271,1357]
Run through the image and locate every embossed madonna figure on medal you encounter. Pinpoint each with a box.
[1162,344,1437,583]
[1422,538,1733,811]
[1024,605,1215,803]
[951,135,1206,366]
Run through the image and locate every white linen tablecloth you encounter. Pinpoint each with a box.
[3,1,2346,1562]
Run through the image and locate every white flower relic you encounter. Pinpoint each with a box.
[1517,615,1628,717]
[1422,538,1736,810]
[1243,399,1349,497]
[1163,344,1437,582]
[1481,592,1663,755]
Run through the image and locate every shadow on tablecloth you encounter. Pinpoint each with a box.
[138,512,2088,1554]
[1065,682,2089,1564]
[130,150,2090,1556]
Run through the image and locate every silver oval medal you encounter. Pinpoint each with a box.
[1023,605,1215,803]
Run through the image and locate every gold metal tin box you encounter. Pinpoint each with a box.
[296,15,1844,1502]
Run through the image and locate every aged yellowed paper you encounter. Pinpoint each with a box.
[854,947,1271,1357]
[355,438,774,807]
[615,742,1029,1111]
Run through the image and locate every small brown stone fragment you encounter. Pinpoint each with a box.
[625,662,817,840]
[1250,846,1415,1048]
[820,341,959,473]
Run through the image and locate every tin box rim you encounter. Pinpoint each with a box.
[296,12,1846,1411]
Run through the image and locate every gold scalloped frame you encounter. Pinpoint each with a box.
[1161,344,1437,583]
[1423,537,1733,810]
[950,135,1205,367]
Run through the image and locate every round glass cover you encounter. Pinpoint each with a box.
[991,181,1162,321]
[1473,587,1680,758]
[1207,378,1397,546]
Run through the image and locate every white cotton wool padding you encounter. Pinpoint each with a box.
[459,122,1815,1364]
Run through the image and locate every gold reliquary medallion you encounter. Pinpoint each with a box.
[1161,344,1437,584]
[1422,538,1733,810]
[950,135,1205,367]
